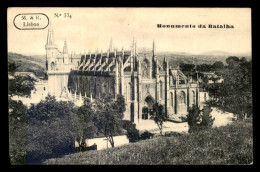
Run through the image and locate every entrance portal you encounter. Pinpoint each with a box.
[142,95,155,120]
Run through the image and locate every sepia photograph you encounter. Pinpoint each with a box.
[7,7,252,165]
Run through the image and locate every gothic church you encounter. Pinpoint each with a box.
[45,24,200,124]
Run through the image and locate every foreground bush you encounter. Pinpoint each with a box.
[26,95,78,164]
[122,120,140,143]
[44,120,253,165]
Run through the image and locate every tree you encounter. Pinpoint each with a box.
[205,57,252,120]
[186,104,201,133]
[180,63,195,72]
[76,98,97,151]
[186,105,214,133]
[8,64,35,164]
[9,99,27,164]
[122,120,140,143]
[150,103,169,135]
[226,56,240,67]
[196,64,212,72]
[200,106,215,129]
[212,61,224,70]
[8,62,19,73]
[8,75,36,97]
[26,95,78,164]
[94,94,126,147]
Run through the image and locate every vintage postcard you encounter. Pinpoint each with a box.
[8,8,252,165]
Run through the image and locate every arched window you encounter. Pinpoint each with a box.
[160,81,163,99]
[192,91,196,105]
[170,92,174,107]
[142,58,150,78]
[51,62,55,70]
[179,91,186,104]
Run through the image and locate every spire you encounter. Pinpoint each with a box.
[114,48,117,59]
[109,38,113,52]
[153,40,155,56]
[137,59,141,75]
[46,21,54,45]
[63,40,68,54]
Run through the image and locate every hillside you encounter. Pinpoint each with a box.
[44,120,252,165]
[8,52,46,77]
[139,51,251,67]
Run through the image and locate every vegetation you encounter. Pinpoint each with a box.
[122,120,140,143]
[26,95,78,164]
[44,120,252,165]
[186,105,215,133]
[76,94,126,149]
[94,94,126,147]
[8,65,35,164]
[9,99,27,164]
[8,75,36,97]
[203,57,252,120]
[8,53,46,78]
[123,121,154,142]
[150,103,169,135]
[76,98,97,150]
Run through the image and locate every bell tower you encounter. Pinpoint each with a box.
[45,21,58,71]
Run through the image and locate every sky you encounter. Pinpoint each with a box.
[8,8,251,56]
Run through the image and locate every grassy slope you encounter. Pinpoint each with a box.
[44,120,253,165]
[8,52,46,76]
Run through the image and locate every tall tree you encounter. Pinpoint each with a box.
[76,98,97,151]
[186,104,201,133]
[94,94,126,147]
[150,103,169,135]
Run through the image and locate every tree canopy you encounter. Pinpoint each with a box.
[26,95,78,164]
[204,57,252,119]
[150,103,169,135]
[94,94,126,147]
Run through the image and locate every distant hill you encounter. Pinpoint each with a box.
[8,52,46,77]
[8,51,251,76]
[200,51,251,57]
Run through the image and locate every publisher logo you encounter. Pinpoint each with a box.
[13,13,49,30]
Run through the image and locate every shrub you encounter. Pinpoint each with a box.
[122,120,140,143]
[186,104,201,133]
[164,131,183,137]
[140,131,154,140]
[186,104,214,133]
[200,106,215,129]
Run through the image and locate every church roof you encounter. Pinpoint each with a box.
[96,65,102,71]
[110,65,116,72]
[124,66,131,72]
